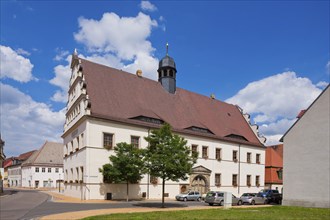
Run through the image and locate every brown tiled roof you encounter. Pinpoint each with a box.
[22,141,63,166]
[17,150,37,161]
[80,58,263,147]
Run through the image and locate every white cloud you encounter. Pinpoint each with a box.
[54,49,70,61]
[0,83,65,156]
[140,1,157,12]
[49,56,72,103]
[259,118,297,136]
[74,12,159,80]
[16,48,31,56]
[316,81,329,89]
[226,72,321,121]
[226,71,322,145]
[0,45,35,82]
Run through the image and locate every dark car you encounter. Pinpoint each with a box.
[175,191,201,201]
[259,189,282,204]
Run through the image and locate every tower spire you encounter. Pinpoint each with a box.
[166,43,169,56]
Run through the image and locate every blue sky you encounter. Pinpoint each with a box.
[1,0,329,156]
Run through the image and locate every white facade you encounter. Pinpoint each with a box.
[21,166,64,188]
[63,55,266,200]
[8,165,22,187]
[282,86,330,208]
[63,118,265,200]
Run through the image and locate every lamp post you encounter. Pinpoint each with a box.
[59,173,61,193]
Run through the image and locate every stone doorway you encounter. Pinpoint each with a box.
[191,175,208,194]
[190,165,211,194]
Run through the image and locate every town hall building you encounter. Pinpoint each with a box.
[63,49,266,200]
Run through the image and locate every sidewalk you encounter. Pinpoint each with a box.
[40,190,213,220]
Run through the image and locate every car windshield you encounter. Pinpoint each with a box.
[207,192,216,197]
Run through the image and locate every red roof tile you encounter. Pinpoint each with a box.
[80,58,263,147]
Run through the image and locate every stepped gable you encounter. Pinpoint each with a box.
[80,58,263,147]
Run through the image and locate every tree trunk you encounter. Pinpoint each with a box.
[162,178,165,208]
[126,181,129,202]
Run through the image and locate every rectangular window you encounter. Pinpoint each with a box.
[48,168,51,173]
[216,148,222,160]
[55,168,59,173]
[42,168,45,173]
[233,150,238,162]
[35,167,39,173]
[131,136,140,148]
[256,175,260,186]
[256,154,261,164]
[192,145,198,153]
[232,174,238,186]
[247,152,251,163]
[215,173,221,186]
[277,170,283,180]
[80,166,84,182]
[150,176,158,184]
[202,146,208,159]
[103,133,113,150]
[247,175,251,186]
[76,167,79,182]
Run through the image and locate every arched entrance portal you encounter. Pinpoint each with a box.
[190,165,211,194]
[191,175,208,194]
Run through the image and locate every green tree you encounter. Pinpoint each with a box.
[99,142,145,202]
[145,123,198,208]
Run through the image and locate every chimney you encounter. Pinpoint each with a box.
[136,69,142,77]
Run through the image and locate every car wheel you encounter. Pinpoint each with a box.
[220,200,224,206]
[264,199,268,205]
[238,200,242,206]
[184,197,187,202]
[197,197,201,202]
[251,200,255,205]
[208,203,214,206]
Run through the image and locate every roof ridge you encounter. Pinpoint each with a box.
[31,141,48,164]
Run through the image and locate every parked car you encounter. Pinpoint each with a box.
[240,193,257,204]
[241,192,268,205]
[259,189,282,204]
[175,191,201,201]
[205,191,242,206]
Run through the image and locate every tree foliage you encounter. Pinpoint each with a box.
[145,123,198,207]
[99,142,145,202]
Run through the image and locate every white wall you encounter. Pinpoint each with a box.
[21,166,64,188]
[63,118,265,200]
[283,87,329,208]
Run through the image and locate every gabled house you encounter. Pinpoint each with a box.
[265,144,283,193]
[63,50,266,200]
[280,85,329,208]
[21,141,64,188]
[7,150,36,187]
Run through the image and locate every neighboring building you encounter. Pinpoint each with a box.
[280,85,330,208]
[0,135,5,192]
[63,50,266,200]
[265,144,283,193]
[21,141,64,188]
[7,150,36,187]
[3,157,15,187]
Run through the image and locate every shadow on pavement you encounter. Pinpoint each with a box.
[133,202,188,208]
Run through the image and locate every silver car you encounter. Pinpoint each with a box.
[241,192,268,205]
[205,191,242,206]
[175,191,201,201]
[240,193,257,204]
